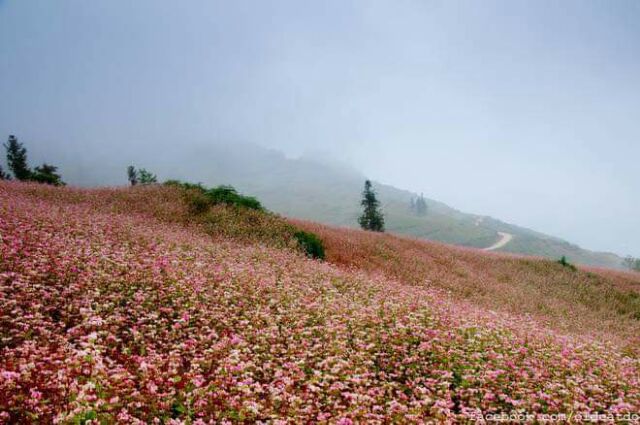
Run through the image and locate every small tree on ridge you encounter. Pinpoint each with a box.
[127,165,138,186]
[138,168,157,185]
[358,180,385,232]
[623,256,640,272]
[4,135,31,181]
[127,166,157,186]
[415,193,428,216]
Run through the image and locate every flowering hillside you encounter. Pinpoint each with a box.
[1,182,640,423]
[294,220,640,346]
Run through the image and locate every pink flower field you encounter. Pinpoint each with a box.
[1,182,640,423]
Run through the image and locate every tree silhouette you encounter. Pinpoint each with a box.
[623,256,640,271]
[127,166,157,185]
[3,135,65,185]
[415,193,427,216]
[127,165,138,186]
[358,180,385,232]
[4,135,31,181]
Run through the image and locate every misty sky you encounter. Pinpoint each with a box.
[1,0,639,256]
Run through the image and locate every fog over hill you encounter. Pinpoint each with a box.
[48,142,624,269]
[2,0,639,264]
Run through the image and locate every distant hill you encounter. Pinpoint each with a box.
[58,142,624,269]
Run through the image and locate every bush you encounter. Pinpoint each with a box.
[205,185,263,210]
[165,180,206,193]
[31,163,65,186]
[165,180,263,210]
[294,231,325,260]
[557,256,577,271]
[186,191,211,215]
[138,168,158,185]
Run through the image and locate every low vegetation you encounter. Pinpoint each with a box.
[165,180,263,211]
[557,255,577,271]
[1,182,639,423]
[293,230,325,260]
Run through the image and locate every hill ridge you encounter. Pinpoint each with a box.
[49,142,624,269]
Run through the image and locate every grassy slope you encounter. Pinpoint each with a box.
[10,182,639,343]
[8,182,640,344]
[2,182,640,422]
[480,216,625,269]
[57,143,624,268]
[293,220,640,347]
[173,147,624,269]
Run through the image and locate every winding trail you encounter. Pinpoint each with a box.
[483,231,513,251]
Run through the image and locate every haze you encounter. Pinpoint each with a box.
[1,0,639,257]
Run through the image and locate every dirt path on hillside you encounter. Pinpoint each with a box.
[483,231,513,251]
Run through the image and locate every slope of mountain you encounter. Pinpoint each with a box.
[2,181,639,422]
[58,142,624,269]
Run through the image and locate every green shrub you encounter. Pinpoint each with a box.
[205,185,262,210]
[186,191,211,215]
[138,168,158,185]
[165,180,263,210]
[165,180,206,193]
[557,256,577,271]
[294,231,325,260]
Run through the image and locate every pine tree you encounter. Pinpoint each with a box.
[415,193,428,216]
[4,135,31,181]
[358,180,385,232]
[127,165,138,186]
[31,163,65,186]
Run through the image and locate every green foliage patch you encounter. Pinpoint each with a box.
[557,256,577,271]
[165,180,263,211]
[294,230,325,260]
[166,179,325,260]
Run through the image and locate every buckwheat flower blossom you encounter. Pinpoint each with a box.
[1,182,639,423]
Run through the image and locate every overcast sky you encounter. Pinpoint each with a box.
[1,0,639,256]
